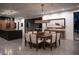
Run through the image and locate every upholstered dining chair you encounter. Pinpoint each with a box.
[25,31,32,46]
[50,31,56,34]
[25,33,31,46]
[51,31,61,46]
[56,32,61,46]
[44,30,50,34]
[46,33,56,50]
[32,31,37,33]
[28,31,32,34]
[30,34,42,51]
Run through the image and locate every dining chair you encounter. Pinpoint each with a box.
[30,34,42,51]
[56,32,61,46]
[44,30,50,34]
[50,31,56,34]
[46,33,56,50]
[28,31,33,34]
[51,32,61,47]
[25,33,31,46]
[25,31,32,46]
[32,31,37,33]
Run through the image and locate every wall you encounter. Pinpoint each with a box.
[14,17,24,30]
[14,17,25,47]
[14,17,25,42]
[42,9,79,40]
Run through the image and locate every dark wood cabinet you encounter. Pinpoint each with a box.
[0,30,22,40]
[25,17,42,31]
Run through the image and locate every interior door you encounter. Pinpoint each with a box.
[74,12,79,40]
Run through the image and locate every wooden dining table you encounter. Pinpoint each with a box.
[44,28,65,46]
[33,32,52,49]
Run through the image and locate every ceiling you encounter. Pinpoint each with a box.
[0,3,79,19]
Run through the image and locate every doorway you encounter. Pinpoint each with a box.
[74,12,79,40]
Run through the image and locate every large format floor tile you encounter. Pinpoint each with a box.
[0,37,79,55]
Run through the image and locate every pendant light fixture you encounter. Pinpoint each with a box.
[34,4,50,23]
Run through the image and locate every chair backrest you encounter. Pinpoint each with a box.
[57,33,61,41]
[50,31,56,34]
[51,33,56,43]
[25,33,30,42]
[44,31,50,34]
[28,31,32,35]
[30,34,37,43]
[32,31,37,33]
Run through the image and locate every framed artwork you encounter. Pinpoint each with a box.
[21,23,23,27]
[47,18,65,28]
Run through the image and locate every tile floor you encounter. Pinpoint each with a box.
[0,37,79,55]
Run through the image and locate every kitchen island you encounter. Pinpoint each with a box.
[0,29,22,40]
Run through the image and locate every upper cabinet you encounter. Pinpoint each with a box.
[25,17,42,31]
[0,16,16,30]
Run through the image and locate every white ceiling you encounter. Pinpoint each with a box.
[0,3,79,19]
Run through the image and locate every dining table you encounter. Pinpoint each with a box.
[44,28,65,46]
[33,32,52,49]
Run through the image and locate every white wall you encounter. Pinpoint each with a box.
[42,9,79,40]
[14,17,25,47]
[14,17,24,30]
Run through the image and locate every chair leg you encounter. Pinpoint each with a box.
[25,40,26,46]
[36,44,38,51]
[50,44,52,51]
[59,40,60,46]
[30,43,32,49]
[55,42,57,48]
[25,40,28,46]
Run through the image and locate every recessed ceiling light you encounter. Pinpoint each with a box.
[1,10,18,15]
